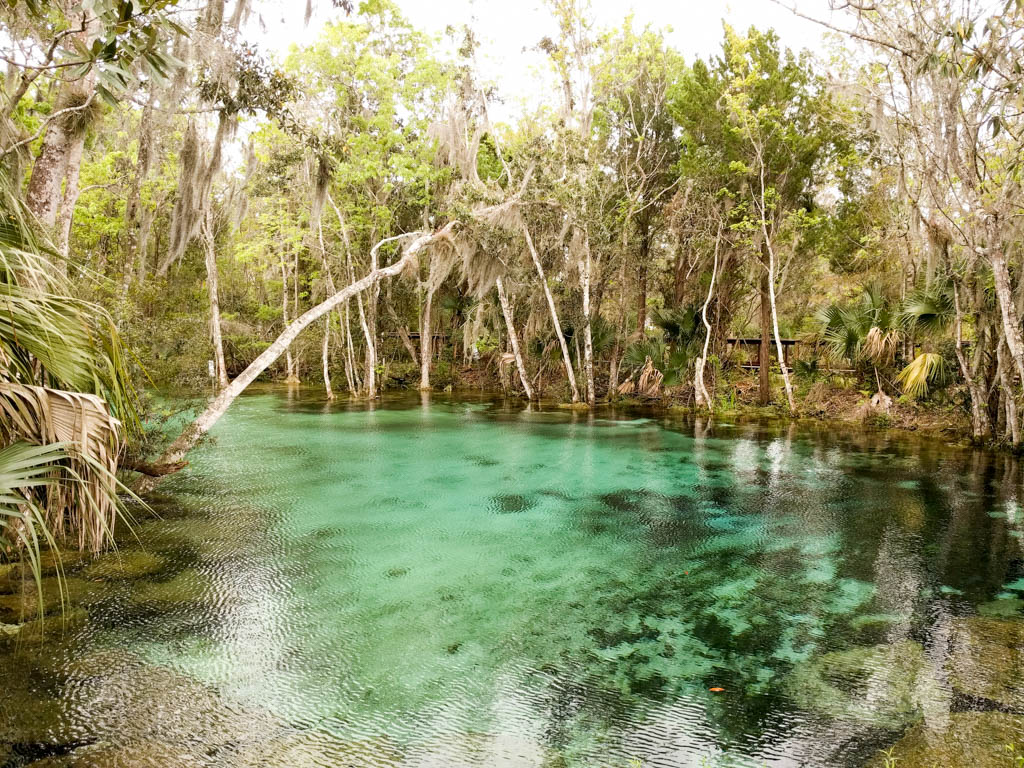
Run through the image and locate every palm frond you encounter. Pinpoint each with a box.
[901,283,954,335]
[896,352,949,399]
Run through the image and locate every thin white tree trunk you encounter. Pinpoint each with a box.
[280,259,296,382]
[695,223,722,409]
[329,194,376,397]
[419,289,433,390]
[495,276,533,400]
[758,165,795,413]
[135,226,453,492]
[521,221,580,403]
[204,210,228,389]
[343,299,358,392]
[315,217,337,399]
[579,233,595,406]
[322,316,334,399]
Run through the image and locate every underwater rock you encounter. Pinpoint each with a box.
[947,616,1024,708]
[62,741,206,768]
[51,651,285,751]
[0,606,90,647]
[788,639,947,728]
[82,550,165,581]
[0,576,105,622]
[978,597,1024,617]
[491,493,534,514]
[864,712,1024,768]
[129,569,211,605]
[230,729,402,768]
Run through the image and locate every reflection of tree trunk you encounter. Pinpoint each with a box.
[496,277,533,400]
[204,210,228,389]
[521,221,579,403]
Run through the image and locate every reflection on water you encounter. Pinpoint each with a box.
[2,390,1024,768]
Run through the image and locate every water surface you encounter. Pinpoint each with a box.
[3,391,1024,767]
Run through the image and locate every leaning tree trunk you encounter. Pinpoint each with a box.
[134,226,453,493]
[204,211,228,389]
[495,276,533,400]
[521,221,580,403]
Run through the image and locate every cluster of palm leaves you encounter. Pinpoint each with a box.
[622,305,704,389]
[0,168,139,601]
[817,282,955,399]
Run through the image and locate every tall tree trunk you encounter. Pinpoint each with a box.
[521,221,580,403]
[580,232,596,406]
[55,133,85,265]
[280,259,297,382]
[26,100,75,228]
[758,262,771,406]
[322,317,334,400]
[953,283,991,441]
[997,333,1018,448]
[328,194,375,397]
[762,233,796,413]
[695,223,722,409]
[204,210,228,389]
[135,226,453,492]
[343,300,358,393]
[419,289,433,390]
[495,277,533,400]
[990,248,1024,385]
[637,228,651,332]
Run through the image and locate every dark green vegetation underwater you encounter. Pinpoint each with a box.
[2,392,1024,768]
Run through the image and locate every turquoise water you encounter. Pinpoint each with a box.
[4,390,1024,767]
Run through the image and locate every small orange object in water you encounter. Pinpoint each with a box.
[684,571,689,575]
[709,687,725,692]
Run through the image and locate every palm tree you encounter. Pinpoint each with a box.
[897,281,955,399]
[820,282,954,400]
[0,167,139,598]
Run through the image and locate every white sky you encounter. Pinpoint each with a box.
[250,0,849,118]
